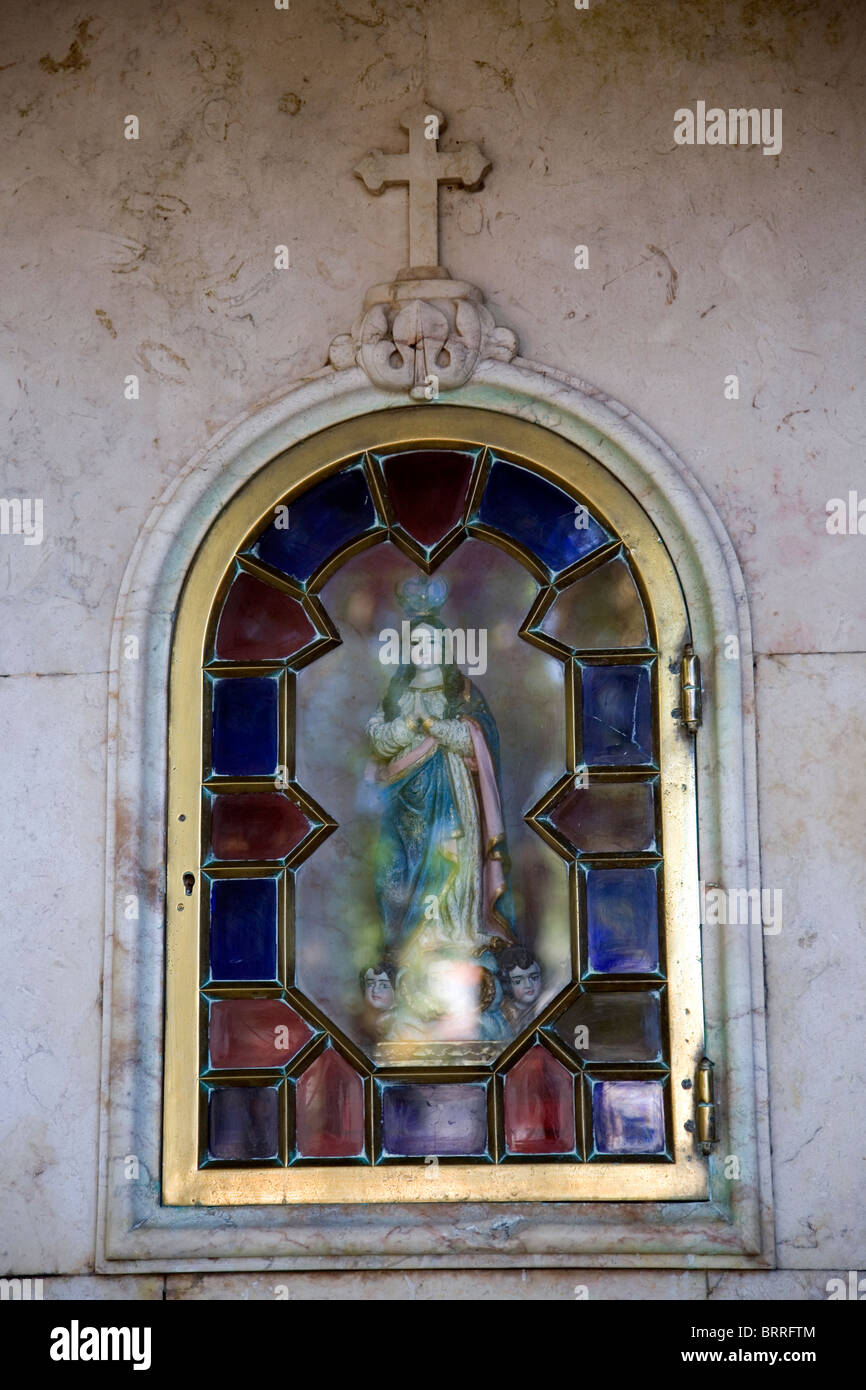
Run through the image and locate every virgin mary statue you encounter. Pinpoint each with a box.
[365,577,515,1052]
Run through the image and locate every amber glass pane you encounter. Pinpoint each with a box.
[549,781,656,853]
[553,990,663,1062]
[540,555,649,650]
[504,1044,575,1154]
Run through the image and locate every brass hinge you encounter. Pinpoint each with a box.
[680,644,702,732]
[696,1056,718,1154]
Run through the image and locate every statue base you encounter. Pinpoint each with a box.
[373,1039,502,1068]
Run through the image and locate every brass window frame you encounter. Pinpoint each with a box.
[163,405,707,1206]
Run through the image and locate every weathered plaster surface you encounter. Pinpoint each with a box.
[35,1269,862,1301]
[1,0,863,1290]
[2,0,863,681]
[163,1270,709,1301]
[0,675,106,1274]
[756,655,866,1269]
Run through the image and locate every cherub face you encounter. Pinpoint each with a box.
[363,969,394,1011]
[507,963,541,1006]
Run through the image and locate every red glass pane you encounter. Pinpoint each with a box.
[504,1044,575,1154]
[295,1048,365,1158]
[211,793,310,861]
[209,998,313,1069]
[215,572,316,661]
[383,450,473,548]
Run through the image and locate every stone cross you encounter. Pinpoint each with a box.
[354,103,491,271]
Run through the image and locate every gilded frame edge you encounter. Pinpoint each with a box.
[164,406,705,1206]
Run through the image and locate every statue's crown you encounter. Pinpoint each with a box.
[395,576,448,618]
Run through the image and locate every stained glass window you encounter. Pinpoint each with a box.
[164,409,705,1204]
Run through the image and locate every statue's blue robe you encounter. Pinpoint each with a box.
[374,681,514,952]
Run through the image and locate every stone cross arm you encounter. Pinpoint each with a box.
[353,104,491,271]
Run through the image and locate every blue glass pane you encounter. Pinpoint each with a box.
[253,463,376,582]
[209,877,278,980]
[582,664,653,765]
[208,1086,279,1160]
[592,1079,666,1155]
[478,458,609,574]
[211,676,279,776]
[381,1083,488,1156]
[586,867,659,974]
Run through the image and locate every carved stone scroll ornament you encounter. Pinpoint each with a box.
[328,104,518,397]
[329,273,518,398]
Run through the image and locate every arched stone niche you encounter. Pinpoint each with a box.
[98,356,772,1269]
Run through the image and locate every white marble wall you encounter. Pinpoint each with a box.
[2,0,864,1294]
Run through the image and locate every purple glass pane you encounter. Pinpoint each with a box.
[592,1079,666,1155]
[381,1083,488,1156]
[208,1085,279,1160]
